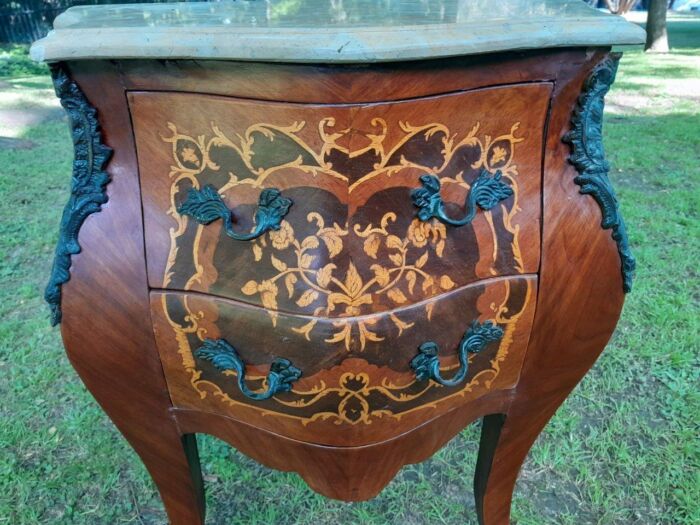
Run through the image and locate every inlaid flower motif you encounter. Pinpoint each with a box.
[269,220,294,250]
[242,279,278,321]
[407,218,446,255]
[258,280,279,325]
[180,147,199,166]
[490,146,507,166]
[327,263,373,316]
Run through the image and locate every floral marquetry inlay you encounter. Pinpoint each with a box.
[142,91,544,437]
[162,118,524,193]
[159,277,533,429]
[242,212,457,350]
[162,115,526,350]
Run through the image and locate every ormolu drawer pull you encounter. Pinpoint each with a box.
[411,169,512,226]
[410,320,504,387]
[178,184,292,241]
[195,338,302,401]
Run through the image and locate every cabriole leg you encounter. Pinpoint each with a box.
[116,425,205,525]
[473,396,574,525]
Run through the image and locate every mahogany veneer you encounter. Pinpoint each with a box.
[46,47,632,524]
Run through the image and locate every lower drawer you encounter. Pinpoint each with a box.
[151,275,537,446]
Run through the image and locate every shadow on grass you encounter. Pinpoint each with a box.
[7,78,54,90]
[622,62,699,78]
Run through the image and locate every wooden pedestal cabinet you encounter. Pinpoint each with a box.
[32,2,644,523]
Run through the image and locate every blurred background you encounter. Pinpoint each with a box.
[2,0,699,44]
[1,1,698,524]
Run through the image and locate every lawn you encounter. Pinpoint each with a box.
[1,15,699,525]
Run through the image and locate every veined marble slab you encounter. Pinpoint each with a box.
[30,0,646,63]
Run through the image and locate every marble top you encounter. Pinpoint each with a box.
[30,0,646,63]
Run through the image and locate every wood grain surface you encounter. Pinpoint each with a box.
[473,48,627,524]
[58,64,206,525]
[152,275,536,446]
[51,47,627,524]
[130,84,550,312]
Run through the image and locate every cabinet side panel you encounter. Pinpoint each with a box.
[55,61,204,523]
[475,48,628,525]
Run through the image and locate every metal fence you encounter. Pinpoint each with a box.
[0,7,63,43]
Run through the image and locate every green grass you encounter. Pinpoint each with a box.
[1,17,699,525]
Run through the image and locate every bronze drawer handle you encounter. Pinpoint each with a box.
[194,338,302,401]
[410,320,504,387]
[178,184,292,241]
[411,169,512,226]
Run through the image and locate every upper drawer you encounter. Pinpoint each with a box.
[130,84,550,315]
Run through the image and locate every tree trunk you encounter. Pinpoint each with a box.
[646,0,670,52]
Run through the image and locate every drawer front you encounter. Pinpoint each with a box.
[151,275,536,446]
[131,84,549,318]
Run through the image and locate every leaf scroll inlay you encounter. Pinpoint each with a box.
[163,117,527,350]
